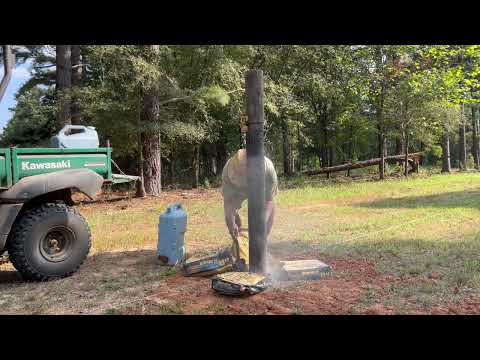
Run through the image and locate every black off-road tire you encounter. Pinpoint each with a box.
[7,203,91,281]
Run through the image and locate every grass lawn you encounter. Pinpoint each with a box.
[1,170,480,314]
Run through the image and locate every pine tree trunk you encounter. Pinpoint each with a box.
[379,133,386,179]
[136,91,146,198]
[297,124,302,172]
[199,148,205,180]
[211,155,217,176]
[326,142,332,178]
[404,130,409,177]
[329,112,337,168]
[347,125,353,177]
[376,79,387,180]
[318,104,328,169]
[136,145,146,198]
[322,126,328,168]
[472,105,480,170]
[136,133,146,197]
[169,146,176,186]
[476,107,480,170]
[377,110,385,179]
[281,116,292,176]
[141,130,161,195]
[321,147,327,168]
[419,141,425,166]
[459,103,467,170]
[216,137,228,174]
[239,123,243,148]
[192,145,200,189]
[378,131,385,179]
[328,146,335,167]
[396,133,404,166]
[71,45,82,124]
[0,45,14,104]
[396,135,404,155]
[56,45,72,130]
[442,124,451,173]
[170,156,175,185]
[139,45,161,196]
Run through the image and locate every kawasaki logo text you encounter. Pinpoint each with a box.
[21,160,72,171]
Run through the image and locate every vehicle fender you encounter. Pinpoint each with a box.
[0,169,104,203]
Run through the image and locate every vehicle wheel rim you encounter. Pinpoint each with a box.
[39,226,75,262]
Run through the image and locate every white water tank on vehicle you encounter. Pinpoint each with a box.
[51,125,100,148]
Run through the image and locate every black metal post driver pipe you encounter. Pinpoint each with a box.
[246,70,267,274]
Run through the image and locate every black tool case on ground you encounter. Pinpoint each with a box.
[212,272,271,296]
[183,249,234,277]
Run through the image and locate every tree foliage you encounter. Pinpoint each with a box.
[2,45,480,188]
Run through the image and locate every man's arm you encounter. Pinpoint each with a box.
[264,158,277,237]
[235,211,242,230]
[224,200,239,240]
[266,200,275,236]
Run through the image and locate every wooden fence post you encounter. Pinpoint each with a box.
[245,70,267,274]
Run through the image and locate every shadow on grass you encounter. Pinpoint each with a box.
[77,196,133,206]
[1,241,477,315]
[0,249,165,286]
[1,237,477,291]
[354,189,480,210]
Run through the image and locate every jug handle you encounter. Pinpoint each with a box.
[60,125,87,136]
[166,203,182,213]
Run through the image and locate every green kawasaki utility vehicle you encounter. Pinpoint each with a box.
[0,146,137,281]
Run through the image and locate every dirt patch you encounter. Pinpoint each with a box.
[120,253,480,315]
[121,256,385,315]
[2,240,479,315]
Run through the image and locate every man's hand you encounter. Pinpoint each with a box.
[266,200,276,237]
[229,223,239,240]
[234,212,242,231]
[224,200,240,241]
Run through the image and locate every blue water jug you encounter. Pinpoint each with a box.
[157,203,187,266]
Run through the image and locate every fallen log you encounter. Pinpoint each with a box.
[303,152,423,176]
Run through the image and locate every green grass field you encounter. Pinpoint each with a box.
[85,171,480,312]
[2,171,480,314]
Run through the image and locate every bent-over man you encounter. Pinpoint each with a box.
[221,149,278,270]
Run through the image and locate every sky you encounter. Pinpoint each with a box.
[0,60,33,132]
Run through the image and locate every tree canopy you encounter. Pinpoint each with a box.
[2,45,479,192]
